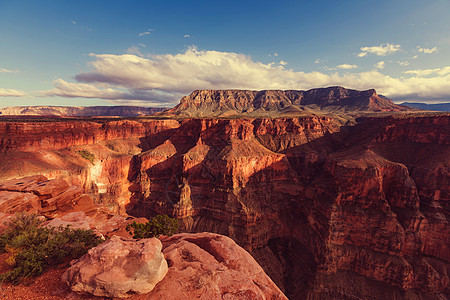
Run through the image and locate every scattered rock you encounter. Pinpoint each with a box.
[62,236,168,298]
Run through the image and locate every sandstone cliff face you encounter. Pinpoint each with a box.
[167,87,413,117]
[0,119,180,212]
[0,113,448,299]
[127,115,449,299]
[0,119,179,152]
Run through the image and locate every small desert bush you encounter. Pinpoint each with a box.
[126,214,179,239]
[0,213,103,284]
[77,149,95,164]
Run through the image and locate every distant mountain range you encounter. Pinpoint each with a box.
[400,102,450,112]
[167,86,415,117]
[5,88,448,118]
[0,106,167,117]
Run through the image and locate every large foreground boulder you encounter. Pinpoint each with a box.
[147,232,288,299]
[62,236,168,298]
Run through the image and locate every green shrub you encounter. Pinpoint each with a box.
[0,213,43,251]
[77,149,95,164]
[0,213,103,284]
[126,215,179,239]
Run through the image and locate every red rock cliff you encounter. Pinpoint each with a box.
[167,87,413,117]
[127,114,449,299]
[0,114,448,299]
[0,119,179,152]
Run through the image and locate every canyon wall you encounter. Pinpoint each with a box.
[0,119,179,213]
[0,113,448,299]
[126,115,449,299]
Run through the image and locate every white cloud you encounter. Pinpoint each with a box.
[417,46,438,54]
[139,29,153,36]
[314,59,320,64]
[403,66,450,77]
[184,34,191,38]
[398,61,410,66]
[0,88,27,97]
[358,43,401,57]
[274,52,279,57]
[336,64,358,70]
[375,61,385,69]
[0,68,18,73]
[41,79,177,104]
[39,47,450,104]
[41,79,126,99]
[279,60,287,66]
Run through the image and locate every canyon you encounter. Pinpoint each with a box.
[0,106,167,117]
[0,87,448,299]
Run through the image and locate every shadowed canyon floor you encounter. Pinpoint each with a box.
[0,87,449,299]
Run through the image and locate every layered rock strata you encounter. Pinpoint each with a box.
[0,109,448,299]
[0,105,166,117]
[127,115,449,299]
[168,87,414,117]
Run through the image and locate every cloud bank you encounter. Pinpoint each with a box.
[42,47,450,104]
[41,79,176,105]
[0,88,27,97]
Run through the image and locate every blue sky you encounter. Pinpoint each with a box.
[1,0,449,108]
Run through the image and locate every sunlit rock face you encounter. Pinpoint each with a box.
[0,99,448,299]
[127,115,449,299]
[62,236,168,298]
[0,119,180,213]
[167,87,414,117]
[148,232,288,299]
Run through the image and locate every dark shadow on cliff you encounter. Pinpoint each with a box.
[124,117,389,299]
[123,116,449,299]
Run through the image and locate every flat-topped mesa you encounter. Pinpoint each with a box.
[168,86,412,117]
[0,106,167,117]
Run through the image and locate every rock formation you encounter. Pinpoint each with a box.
[167,87,414,117]
[0,119,179,153]
[62,233,287,299]
[0,105,167,117]
[0,175,94,216]
[62,236,168,298]
[127,114,449,299]
[148,232,287,299]
[0,119,179,212]
[0,87,448,299]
